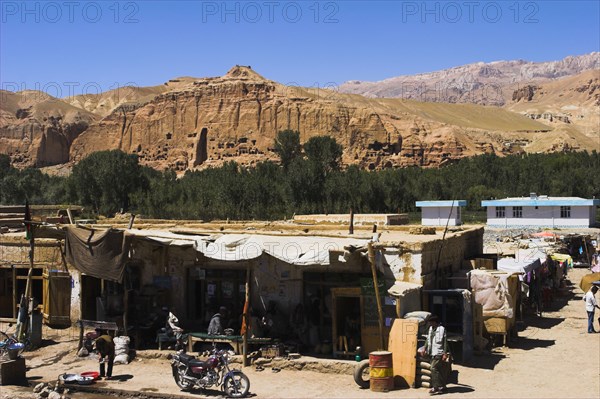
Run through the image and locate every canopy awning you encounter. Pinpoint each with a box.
[497,257,542,275]
[193,234,369,265]
[65,226,131,283]
[125,229,369,266]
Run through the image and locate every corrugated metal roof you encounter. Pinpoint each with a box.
[481,197,600,207]
[416,200,467,207]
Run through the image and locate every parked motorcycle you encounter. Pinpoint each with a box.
[168,346,250,398]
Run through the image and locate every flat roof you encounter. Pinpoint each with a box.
[416,200,467,207]
[481,197,600,207]
[33,219,483,246]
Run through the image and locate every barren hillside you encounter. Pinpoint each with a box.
[0,90,96,167]
[1,60,598,173]
[339,52,599,106]
[64,77,199,117]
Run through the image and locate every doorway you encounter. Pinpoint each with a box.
[81,275,101,320]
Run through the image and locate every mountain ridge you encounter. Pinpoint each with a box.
[339,52,600,105]
[1,58,598,173]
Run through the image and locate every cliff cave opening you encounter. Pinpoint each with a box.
[194,127,208,166]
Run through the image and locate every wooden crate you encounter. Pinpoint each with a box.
[0,358,26,386]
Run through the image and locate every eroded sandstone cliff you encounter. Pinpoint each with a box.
[4,65,594,173]
[67,66,549,172]
[0,90,96,167]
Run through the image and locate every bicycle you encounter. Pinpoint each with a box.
[0,323,32,359]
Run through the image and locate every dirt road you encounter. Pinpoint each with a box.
[2,268,599,399]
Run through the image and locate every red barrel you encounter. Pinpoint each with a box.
[369,351,394,392]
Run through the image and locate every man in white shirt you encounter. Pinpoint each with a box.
[424,315,450,394]
[585,286,600,333]
[166,311,185,350]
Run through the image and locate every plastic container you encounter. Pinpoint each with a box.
[60,374,80,384]
[7,342,24,360]
[77,376,95,385]
[80,371,100,380]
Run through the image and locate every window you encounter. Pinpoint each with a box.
[495,206,505,218]
[512,206,523,218]
[560,206,571,218]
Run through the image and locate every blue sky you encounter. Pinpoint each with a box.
[1,0,599,96]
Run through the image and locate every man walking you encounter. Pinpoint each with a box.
[424,315,451,395]
[584,286,600,333]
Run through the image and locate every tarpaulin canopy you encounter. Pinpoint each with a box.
[123,229,369,265]
[65,226,131,283]
[125,229,201,247]
[193,234,369,265]
[497,257,542,275]
[531,231,557,238]
[550,253,573,269]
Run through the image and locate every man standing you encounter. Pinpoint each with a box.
[95,335,115,380]
[424,315,450,395]
[584,286,600,333]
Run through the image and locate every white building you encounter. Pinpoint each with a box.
[481,194,600,228]
[415,200,467,226]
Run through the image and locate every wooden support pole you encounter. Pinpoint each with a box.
[349,208,354,235]
[242,263,251,367]
[368,242,385,350]
[78,321,84,351]
[24,225,35,299]
[128,214,136,229]
[123,281,129,336]
[66,208,74,224]
[12,268,17,319]
[19,223,35,341]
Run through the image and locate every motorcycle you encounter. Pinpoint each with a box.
[168,346,250,398]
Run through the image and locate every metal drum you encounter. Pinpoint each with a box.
[369,351,394,392]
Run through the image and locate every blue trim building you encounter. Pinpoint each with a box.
[415,200,467,226]
[481,195,600,228]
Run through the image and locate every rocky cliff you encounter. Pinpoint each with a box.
[67,66,549,172]
[339,52,600,106]
[1,62,597,173]
[0,90,96,167]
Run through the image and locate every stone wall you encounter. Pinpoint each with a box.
[383,227,484,290]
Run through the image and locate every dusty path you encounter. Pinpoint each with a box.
[2,268,599,399]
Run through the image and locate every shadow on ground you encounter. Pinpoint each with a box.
[447,383,475,395]
[184,382,256,397]
[108,374,133,382]
[521,316,564,330]
[461,352,506,370]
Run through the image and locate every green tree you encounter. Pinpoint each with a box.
[273,130,301,169]
[69,150,147,216]
[303,136,343,173]
[0,154,10,178]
